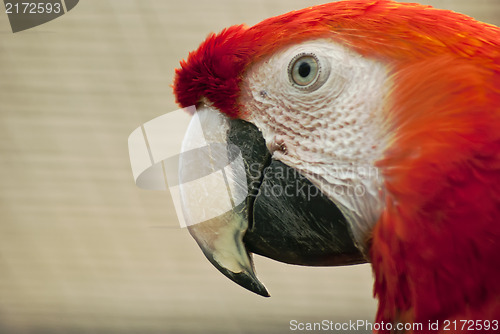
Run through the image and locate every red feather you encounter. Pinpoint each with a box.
[371,46,500,333]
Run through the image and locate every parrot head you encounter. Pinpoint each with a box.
[173,0,500,328]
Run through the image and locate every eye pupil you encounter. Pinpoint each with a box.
[298,62,311,78]
[289,54,320,87]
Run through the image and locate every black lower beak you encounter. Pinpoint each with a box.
[181,106,366,297]
[245,159,365,266]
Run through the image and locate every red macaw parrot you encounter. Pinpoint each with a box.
[172,0,500,332]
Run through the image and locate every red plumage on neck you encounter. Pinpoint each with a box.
[371,55,500,331]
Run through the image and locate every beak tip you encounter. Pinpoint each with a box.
[215,263,270,297]
[232,270,270,297]
[260,291,271,298]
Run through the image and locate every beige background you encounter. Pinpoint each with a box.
[1,1,499,333]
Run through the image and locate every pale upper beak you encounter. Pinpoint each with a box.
[179,105,365,297]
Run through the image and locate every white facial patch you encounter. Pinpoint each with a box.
[239,40,392,254]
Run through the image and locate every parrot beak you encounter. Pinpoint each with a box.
[185,206,270,297]
[179,105,365,297]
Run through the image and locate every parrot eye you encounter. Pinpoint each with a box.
[289,54,320,88]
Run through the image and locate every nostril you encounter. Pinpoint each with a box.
[269,136,288,155]
[279,141,288,155]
